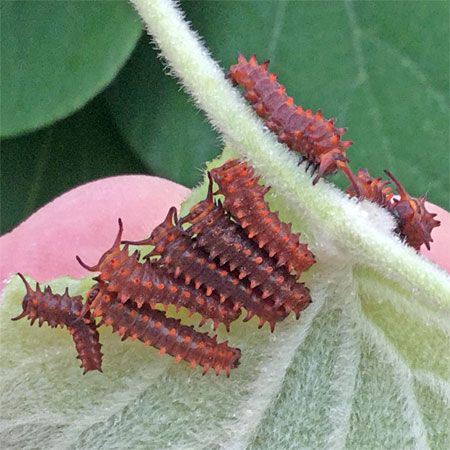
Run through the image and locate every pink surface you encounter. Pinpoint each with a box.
[0,175,448,294]
[0,175,189,289]
[419,202,450,273]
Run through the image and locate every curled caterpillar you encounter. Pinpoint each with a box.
[210,159,315,277]
[182,175,311,318]
[91,288,241,377]
[12,274,102,374]
[228,54,352,183]
[340,163,440,250]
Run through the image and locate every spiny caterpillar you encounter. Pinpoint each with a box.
[228,54,352,184]
[210,159,315,276]
[12,274,102,374]
[89,285,241,377]
[339,163,440,250]
[13,159,315,376]
[182,175,311,318]
[228,54,440,251]
[78,220,240,332]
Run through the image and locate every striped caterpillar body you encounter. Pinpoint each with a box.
[127,207,247,302]
[125,208,292,331]
[12,274,102,374]
[183,176,311,318]
[210,159,315,277]
[90,287,241,377]
[340,163,440,250]
[228,54,352,183]
[78,224,240,331]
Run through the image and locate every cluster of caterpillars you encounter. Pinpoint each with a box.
[13,160,315,376]
[228,54,440,250]
[13,53,441,377]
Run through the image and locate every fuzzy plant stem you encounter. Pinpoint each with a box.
[130,0,450,307]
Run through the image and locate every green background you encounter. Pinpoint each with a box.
[1,0,449,234]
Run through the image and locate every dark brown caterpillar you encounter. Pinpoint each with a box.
[182,175,311,318]
[228,54,352,183]
[210,159,315,277]
[124,209,291,331]
[340,163,440,250]
[386,170,440,251]
[78,223,240,331]
[12,274,102,374]
[90,288,241,377]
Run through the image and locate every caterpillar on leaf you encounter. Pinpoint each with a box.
[340,162,440,250]
[12,274,102,374]
[88,286,241,377]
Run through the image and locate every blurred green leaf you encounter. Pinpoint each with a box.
[0,97,148,234]
[106,0,448,206]
[104,36,220,188]
[0,0,142,137]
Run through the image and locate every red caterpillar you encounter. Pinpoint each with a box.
[14,158,316,373]
[210,159,315,277]
[124,208,292,331]
[339,163,394,208]
[90,287,241,377]
[340,163,440,250]
[12,274,102,374]
[182,175,311,318]
[228,54,352,183]
[127,208,247,301]
[78,222,240,331]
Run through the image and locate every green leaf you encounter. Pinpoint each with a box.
[0,97,148,234]
[1,258,449,447]
[104,36,220,188]
[109,0,448,206]
[0,0,142,138]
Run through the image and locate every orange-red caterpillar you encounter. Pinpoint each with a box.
[228,54,352,183]
[14,158,316,374]
[210,159,315,277]
[340,163,440,250]
[339,164,394,209]
[12,274,102,374]
[182,176,311,318]
[77,222,240,331]
[124,208,292,331]
[126,208,248,302]
[90,288,241,377]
